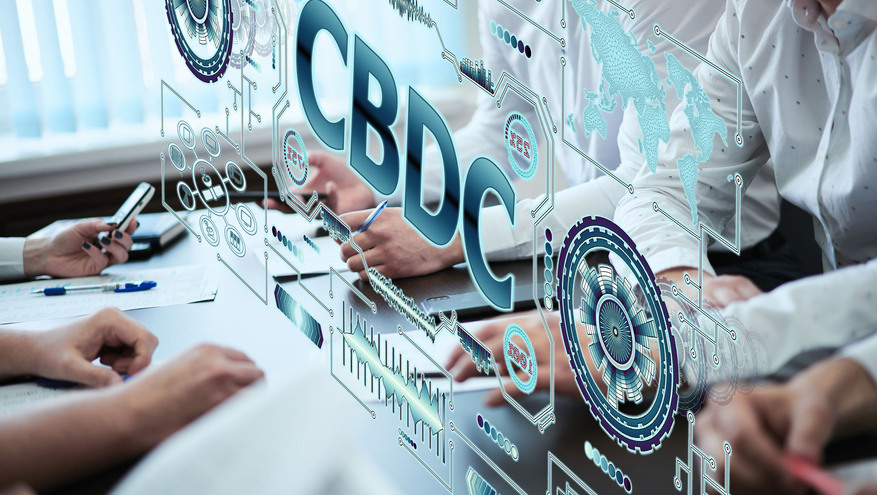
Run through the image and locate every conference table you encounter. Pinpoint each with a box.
[8,223,873,494]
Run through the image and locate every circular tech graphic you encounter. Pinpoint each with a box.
[504,112,538,180]
[282,129,309,188]
[557,216,678,453]
[165,0,234,83]
[503,324,538,394]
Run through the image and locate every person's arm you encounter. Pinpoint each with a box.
[722,257,877,375]
[0,308,157,385]
[614,0,771,279]
[480,171,629,262]
[0,343,264,492]
[0,218,139,283]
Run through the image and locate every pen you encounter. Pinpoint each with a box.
[353,200,389,236]
[32,281,157,296]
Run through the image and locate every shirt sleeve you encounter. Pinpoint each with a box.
[613,0,772,277]
[0,237,27,282]
[481,168,636,262]
[723,258,877,376]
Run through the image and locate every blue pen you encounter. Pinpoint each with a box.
[353,200,388,236]
[31,281,157,296]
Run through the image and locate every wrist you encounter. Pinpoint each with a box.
[0,331,43,378]
[22,236,51,278]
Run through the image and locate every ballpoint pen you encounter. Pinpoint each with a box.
[31,281,158,296]
[352,200,389,236]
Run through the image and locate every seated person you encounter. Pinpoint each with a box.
[0,308,263,492]
[283,0,795,304]
[0,217,139,282]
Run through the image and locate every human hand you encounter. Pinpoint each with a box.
[23,218,139,278]
[444,310,583,406]
[703,274,762,307]
[695,359,877,494]
[657,268,761,308]
[265,151,374,215]
[24,308,158,387]
[339,207,464,281]
[121,344,264,449]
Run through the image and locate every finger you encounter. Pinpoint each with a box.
[226,361,265,386]
[358,266,373,282]
[98,312,158,375]
[111,230,134,251]
[64,358,123,387]
[125,218,139,235]
[102,237,130,265]
[445,343,469,369]
[785,396,833,464]
[81,241,110,270]
[219,346,256,363]
[340,210,374,233]
[347,254,366,274]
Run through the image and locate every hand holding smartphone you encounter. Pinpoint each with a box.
[96,182,155,248]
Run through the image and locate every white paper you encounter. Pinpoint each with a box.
[0,265,219,324]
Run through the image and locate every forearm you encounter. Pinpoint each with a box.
[0,390,149,491]
[0,331,39,379]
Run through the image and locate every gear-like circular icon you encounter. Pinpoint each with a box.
[165,0,234,83]
[557,216,678,453]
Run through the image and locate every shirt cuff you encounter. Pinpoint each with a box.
[480,202,521,262]
[0,237,27,282]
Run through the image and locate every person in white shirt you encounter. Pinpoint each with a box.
[286,0,795,301]
[608,0,877,489]
[614,0,877,295]
[0,218,139,282]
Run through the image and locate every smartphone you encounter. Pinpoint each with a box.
[96,182,155,246]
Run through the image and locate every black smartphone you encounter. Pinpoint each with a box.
[96,182,155,246]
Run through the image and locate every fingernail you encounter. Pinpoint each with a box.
[106,222,118,227]
[82,241,92,250]
[114,230,123,239]
[100,236,111,246]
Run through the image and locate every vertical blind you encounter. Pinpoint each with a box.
[0,0,468,155]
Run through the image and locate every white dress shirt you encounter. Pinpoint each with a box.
[614,0,877,379]
[615,0,877,275]
[386,0,781,261]
[0,237,26,282]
